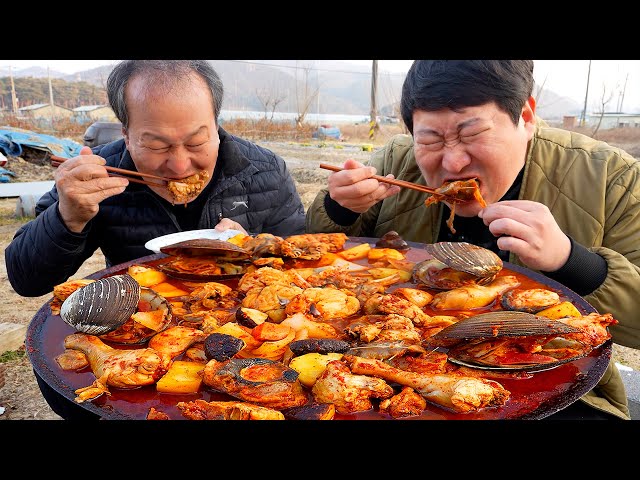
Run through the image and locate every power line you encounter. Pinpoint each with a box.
[220,60,407,77]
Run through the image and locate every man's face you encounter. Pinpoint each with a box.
[412,100,536,217]
[123,73,220,204]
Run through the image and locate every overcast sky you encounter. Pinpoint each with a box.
[1,59,638,112]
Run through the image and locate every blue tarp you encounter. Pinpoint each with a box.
[312,126,342,140]
[0,126,83,159]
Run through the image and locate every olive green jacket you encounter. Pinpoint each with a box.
[306,124,640,420]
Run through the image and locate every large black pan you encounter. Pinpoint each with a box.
[25,239,611,420]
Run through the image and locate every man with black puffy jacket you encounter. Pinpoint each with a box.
[6,60,305,298]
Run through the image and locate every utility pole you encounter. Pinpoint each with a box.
[618,72,629,113]
[48,66,55,127]
[9,66,18,114]
[580,60,592,127]
[369,60,379,140]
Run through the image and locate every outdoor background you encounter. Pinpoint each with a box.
[1,59,639,419]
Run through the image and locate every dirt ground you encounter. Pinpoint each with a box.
[1,142,639,421]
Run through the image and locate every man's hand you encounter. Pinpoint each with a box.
[327,158,401,213]
[214,217,248,235]
[55,146,129,233]
[478,200,571,272]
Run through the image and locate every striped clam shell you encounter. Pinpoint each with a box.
[60,273,141,335]
[430,311,580,342]
[423,241,503,279]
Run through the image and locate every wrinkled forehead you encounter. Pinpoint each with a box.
[126,71,211,104]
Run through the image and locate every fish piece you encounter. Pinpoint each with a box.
[202,357,308,410]
[63,333,171,402]
[343,354,510,413]
[430,275,521,310]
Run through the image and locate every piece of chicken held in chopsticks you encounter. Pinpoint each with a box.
[424,178,487,234]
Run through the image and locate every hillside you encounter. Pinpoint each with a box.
[2,60,581,120]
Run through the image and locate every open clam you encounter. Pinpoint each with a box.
[413,241,503,289]
[158,238,252,281]
[99,286,172,344]
[60,274,141,335]
[427,311,587,371]
[60,273,173,343]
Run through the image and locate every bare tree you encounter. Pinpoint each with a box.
[255,87,286,121]
[591,82,615,138]
[294,62,320,127]
[534,74,548,108]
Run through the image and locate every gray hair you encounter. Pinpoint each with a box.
[106,60,224,129]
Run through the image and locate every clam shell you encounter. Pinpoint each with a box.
[430,311,580,342]
[99,286,172,344]
[60,274,140,335]
[423,241,503,280]
[160,238,251,261]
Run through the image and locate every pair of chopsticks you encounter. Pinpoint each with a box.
[319,163,452,199]
[50,154,169,188]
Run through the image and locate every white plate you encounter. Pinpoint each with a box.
[145,229,244,254]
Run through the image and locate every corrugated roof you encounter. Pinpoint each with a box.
[73,105,108,112]
[18,103,73,112]
[19,103,49,111]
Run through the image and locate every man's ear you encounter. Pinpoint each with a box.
[522,96,536,123]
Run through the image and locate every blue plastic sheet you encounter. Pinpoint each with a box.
[0,166,16,183]
[0,126,83,159]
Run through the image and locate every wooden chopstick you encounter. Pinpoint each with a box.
[50,154,169,188]
[319,163,449,197]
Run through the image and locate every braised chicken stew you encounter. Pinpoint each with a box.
[35,234,614,420]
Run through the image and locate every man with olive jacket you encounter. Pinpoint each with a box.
[307,60,640,420]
